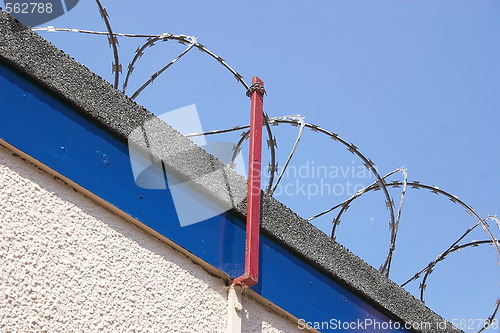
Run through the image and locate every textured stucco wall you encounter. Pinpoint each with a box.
[0,146,303,333]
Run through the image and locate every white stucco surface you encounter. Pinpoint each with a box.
[0,146,304,333]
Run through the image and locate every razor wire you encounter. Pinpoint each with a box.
[33,26,200,99]
[31,2,499,329]
[32,25,277,192]
[95,0,120,89]
[186,118,500,330]
[185,118,500,267]
[125,35,198,100]
[189,115,306,194]
[190,118,399,276]
[401,216,500,333]
[418,237,500,333]
[330,176,500,329]
[268,116,305,194]
[186,119,500,268]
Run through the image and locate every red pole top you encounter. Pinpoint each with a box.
[253,76,263,85]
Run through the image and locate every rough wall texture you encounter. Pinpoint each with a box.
[0,146,302,333]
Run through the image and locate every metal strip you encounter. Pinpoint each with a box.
[233,77,265,287]
[226,285,244,333]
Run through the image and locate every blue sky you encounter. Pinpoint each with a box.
[12,0,500,330]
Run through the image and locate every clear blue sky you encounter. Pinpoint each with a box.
[13,0,500,330]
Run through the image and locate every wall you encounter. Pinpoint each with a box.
[0,145,304,333]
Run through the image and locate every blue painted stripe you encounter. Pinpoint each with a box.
[0,62,408,333]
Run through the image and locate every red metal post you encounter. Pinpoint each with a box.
[233,77,264,287]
